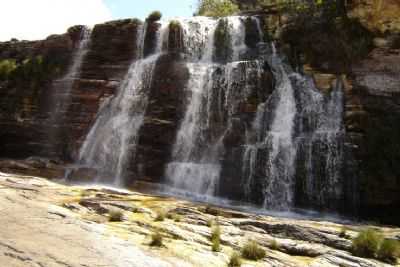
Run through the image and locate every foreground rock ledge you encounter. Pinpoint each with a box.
[0,172,398,267]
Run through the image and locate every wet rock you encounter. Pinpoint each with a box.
[348,47,400,224]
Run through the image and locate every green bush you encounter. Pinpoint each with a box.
[150,231,163,247]
[109,210,124,222]
[0,59,17,80]
[228,251,242,267]
[169,20,181,30]
[196,0,239,18]
[211,224,221,252]
[377,239,399,264]
[352,228,383,258]
[147,11,162,22]
[241,240,266,261]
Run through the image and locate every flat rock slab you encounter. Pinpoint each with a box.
[0,172,398,267]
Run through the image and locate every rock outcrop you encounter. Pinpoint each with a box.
[0,5,400,225]
[1,172,398,267]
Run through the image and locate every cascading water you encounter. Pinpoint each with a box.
[69,15,349,214]
[53,27,92,113]
[242,45,297,210]
[49,27,91,153]
[165,16,265,197]
[241,42,347,211]
[78,22,166,186]
[294,76,346,210]
[165,17,220,196]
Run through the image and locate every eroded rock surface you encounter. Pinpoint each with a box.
[1,172,398,267]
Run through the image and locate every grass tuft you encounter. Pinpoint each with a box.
[109,210,124,222]
[352,228,383,258]
[154,209,166,222]
[211,224,221,252]
[270,239,279,250]
[228,251,242,267]
[149,231,163,247]
[377,239,400,264]
[241,240,266,261]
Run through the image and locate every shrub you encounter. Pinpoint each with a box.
[0,59,17,80]
[228,251,242,267]
[211,224,221,252]
[147,11,162,22]
[155,209,166,221]
[241,240,266,261]
[109,210,124,222]
[377,239,399,264]
[169,20,181,30]
[352,228,383,258]
[196,0,239,18]
[150,231,163,247]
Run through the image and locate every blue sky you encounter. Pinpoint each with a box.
[0,0,198,41]
[105,0,197,20]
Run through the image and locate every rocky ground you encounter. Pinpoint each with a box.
[0,171,399,267]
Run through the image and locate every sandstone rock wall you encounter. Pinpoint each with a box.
[0,20,140,160]
[0,10,399,224]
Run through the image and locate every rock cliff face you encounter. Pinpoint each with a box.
[0,8,399,224]
[348,47,400,223]
[0,20,140,160]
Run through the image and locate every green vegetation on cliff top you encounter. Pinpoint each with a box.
[196,0,239,18]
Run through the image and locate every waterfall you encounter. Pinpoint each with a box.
[242,47,297,210]
[262,68,297,209]
[294,76,346,210]
[52,27,91,115]
[229,17,247,61]
[49,27,91,154]
[165,17,220,195]
[78,22,166,186]
[241,42,346,211]
[165,16,264,197]
[69,15,348,214]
